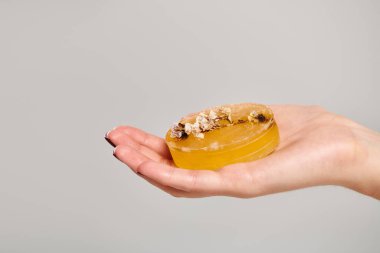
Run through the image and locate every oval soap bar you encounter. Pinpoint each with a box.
[165,103,280,170]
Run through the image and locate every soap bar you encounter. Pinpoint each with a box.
[165,103,280,170]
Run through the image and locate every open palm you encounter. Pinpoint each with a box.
[106,105,362,198]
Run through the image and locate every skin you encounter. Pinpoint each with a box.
[105,105,380,200]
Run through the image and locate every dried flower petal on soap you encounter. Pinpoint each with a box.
[209,110,217,120]
[170,122,185,138]
[194,132,204,139]
[184,123,192,134]
[248,110,259,123]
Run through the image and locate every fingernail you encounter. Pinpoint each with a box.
[136,171,145,178]
[105,137,116,147]
[105,126,118,138]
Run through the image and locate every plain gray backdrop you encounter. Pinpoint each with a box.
[0,1,379,252]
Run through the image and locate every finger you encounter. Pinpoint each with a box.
[109,133,172,164]
[113,145,152,172]
[138,173,209,198]
[113,144,193,196]
[107,126,171,159]
[137,161,227,195]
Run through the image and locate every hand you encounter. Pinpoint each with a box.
[105,105,380,199]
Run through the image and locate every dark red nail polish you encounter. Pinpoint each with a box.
[136,171,144,178]
[105,137,116,147]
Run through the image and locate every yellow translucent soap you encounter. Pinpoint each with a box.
[165,103,280,170]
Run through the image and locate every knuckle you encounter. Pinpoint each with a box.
[248,171,267,195]
[140,133,150,146]
[135,162,145,175]
[136,160,151,175]
[157,156,171,166]
[188,171,198,192]
[132,141,143,152]
[221,164,266,197]
[166,166,176,184]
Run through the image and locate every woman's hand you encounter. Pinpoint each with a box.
[105,105,380,199]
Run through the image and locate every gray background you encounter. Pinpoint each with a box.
[0,0,379,252]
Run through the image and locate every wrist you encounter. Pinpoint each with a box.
[340,120,380,199]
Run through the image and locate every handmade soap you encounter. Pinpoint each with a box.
[165,103,279,170]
